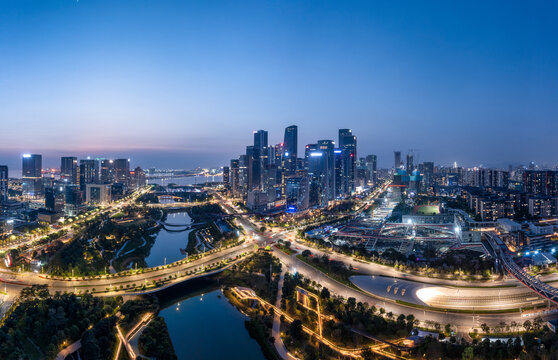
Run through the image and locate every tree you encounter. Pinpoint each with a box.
[462,346,474,360]
[480,323,490,334]
[290,320,303,341]
[510,320,518,334]
[320,287,330,299]
[347,297,356,311]
[523,320,532,332]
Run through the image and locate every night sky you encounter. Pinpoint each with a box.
[1,0,557,170]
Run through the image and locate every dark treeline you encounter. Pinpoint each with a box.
[0,285,120,360]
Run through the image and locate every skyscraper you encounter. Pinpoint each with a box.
[130,167,146,189]
[333,149,344,197]
[79,159,100,191]
[238,155,249,197]
[283,125,298,175]
[253,130,268,150]
[246,145,260,191]
[339,129,357,194]
[286,176,309,212]
[406,152,414,174]
[230,159,240,197]
[61,157,78,184]
[101,159,115,184]
[365,155,377,184]
[0,165,8,203]
[394,151,402,169]
[223,166,230,190]
[22,154,43,197]
[308,140,335,207]
[22,154,42,178]
[113,159,130,184]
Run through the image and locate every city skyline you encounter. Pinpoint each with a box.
[1,0,558,170]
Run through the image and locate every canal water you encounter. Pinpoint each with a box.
[147,175,222,187]
[145,212,192,267]
[158,280,266,360]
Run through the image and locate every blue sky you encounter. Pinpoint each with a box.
[0,0,557,170]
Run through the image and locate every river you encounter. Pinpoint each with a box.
[147,175,222,187]
[145,212,192,267]
[157,280,266,360]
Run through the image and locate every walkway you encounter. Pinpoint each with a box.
[272,270,298,360]
[55,340,81,360]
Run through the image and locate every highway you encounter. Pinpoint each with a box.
[0,241,254,297]
[2,186,557,332]
[270,245,547,331]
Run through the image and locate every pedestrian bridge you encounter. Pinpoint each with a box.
[485,232,558,304]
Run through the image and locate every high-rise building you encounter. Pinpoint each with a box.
[333,149,344,197]
[45,186,65,212]
[86,184,111,205]
[304,144,318,170]
[238,155,249,198]
[308,140,335,207]
[406,152,414,174]
[129,167,146,189]
[64,184,83,216]
[113,159,130,184]
[246,146,260,191]
[394,151,402,169]
[421,161,434,189]
[101,159,115,184]
[61,157,78,184]
[253,130,268,150]
[22,154,43,197]
[230,159,240,197]
[223,166,230,190]
[339,129,357,194]
[283,125,298,175]
[22,154,42,178]
[523,170,557,196]
[365,155,377,184]
[286,176,309,212]
[79,159,100,191]
[0,165,8,203]
[45,187,55,211]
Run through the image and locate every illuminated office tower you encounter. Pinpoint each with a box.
[286,176,309,212]
[61,157,78,184]
[366,155,377,184]
[304,143,318,170]
[333,149,344,197]
[406,152,414,174]
[230,159,240,197]
[283,125,298,175]
[246,146,260,191]
[394,151,402,169]
[339,129,357,194]
[79,159,100,191]
[238,155,249,198]
[100,159,115,184]
[129,167,146,189]
[308,140,335,207]
[0,165,8,203]
[22,154,43,197]
[86,184,111,205]
[113,159,130,184]
[223,166,230,190]
[253,130,268,150]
